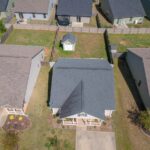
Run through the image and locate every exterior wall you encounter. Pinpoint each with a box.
[63,43,75,51]
[81,17,90,23]
[70,16,77,22]
[126,51,150,108]
[101,0,114,23]
[24,50,44,104]
[70,16,90,24]
[113,17,144,25]
[15,13,49,20]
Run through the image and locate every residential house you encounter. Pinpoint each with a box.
[14,0,54,21]
[101,0,145,25]
[49,59,115,126]
[126,48,150,109]
[61,33,77,51]
[0,45,44,110]
[56,0,92,27]
[141,0,150,19]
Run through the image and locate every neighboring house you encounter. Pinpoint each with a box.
[56,0,92,27]
[0,0,16,19]
[50,59,115,126]
[14,0,54,21]
[0,44,44,110]
[141,0,150,19]
[61,33,77,51]
[101,0,145,25]
[126,48,150,109]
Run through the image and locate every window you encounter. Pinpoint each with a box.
[43,14,46,18]
[138,80,141,87]
[77,16,81,22]
[33,13,35,18]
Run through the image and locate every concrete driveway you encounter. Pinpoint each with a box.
[76,128,116,150]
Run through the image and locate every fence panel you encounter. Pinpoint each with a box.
[9,24,150,34]
[0,25,13,44]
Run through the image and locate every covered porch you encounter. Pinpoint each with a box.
[62,118,103,127]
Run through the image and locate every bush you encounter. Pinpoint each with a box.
[138,110,150,132]
[0,20,6,33]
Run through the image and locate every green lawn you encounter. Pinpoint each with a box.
[54,32,106,60]
[109,34,150,52]
[128,18,150,28]
[0,66,75,150]
[6,29,106,60]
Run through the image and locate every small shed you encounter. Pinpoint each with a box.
[61,33,77,51]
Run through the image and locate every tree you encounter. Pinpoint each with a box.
[0,20,6,33]
[138,110,150,132]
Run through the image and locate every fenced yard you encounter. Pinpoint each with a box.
[109,34,150,52]
[6,29,107,61]
[0,66,75,150]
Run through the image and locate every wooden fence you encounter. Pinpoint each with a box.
[13,24,150,34]
[0,25,13,44]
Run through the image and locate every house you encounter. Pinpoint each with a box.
[126,48,150,109]
[61,33,77,51]
[141,0,150,19]
[101,0,145,25]
[49,59,115,126]
[14,0,54,21]
[0,0,16,19]
[56,0,92,27]
[0,44,44,110]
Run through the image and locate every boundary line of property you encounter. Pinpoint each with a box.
[13,24,150,34]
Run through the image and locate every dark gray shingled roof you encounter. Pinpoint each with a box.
[14,0,50,13]
[57,0,92,17]
[128,48,150,96]
[0,0,9,11]
[61,33,77,44]
[50,59,115,119]
[0,45,43,108]
[108,0,145,19]
[141,0,150,19]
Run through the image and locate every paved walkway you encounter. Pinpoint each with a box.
[76,127,116,150]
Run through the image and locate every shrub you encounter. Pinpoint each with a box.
[138,110,150,132]
[0,20,6,33]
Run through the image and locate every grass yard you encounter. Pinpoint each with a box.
[128,18,150,28]
[54,32,106,60]
[0,66,75,150]
[109,34,150,52]
[6,29,106,60]
[113,59,150,150]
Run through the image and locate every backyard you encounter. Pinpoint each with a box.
[0,66,75,150]
[6,29,106,60]
[109,34,150,52]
